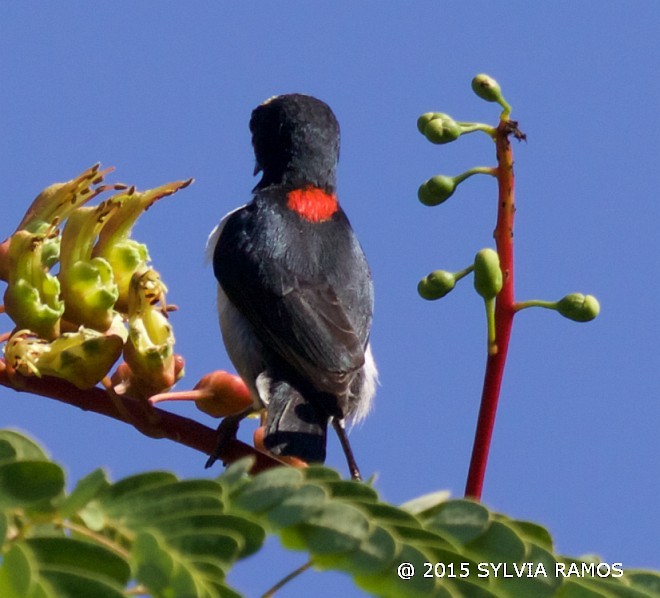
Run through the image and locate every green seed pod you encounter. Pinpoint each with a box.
[471,74,503,103]
[556,293,600,322]
[417,112,462,144]
[418,270,456,300]
[473,248,503,300]
[418,175,456,206]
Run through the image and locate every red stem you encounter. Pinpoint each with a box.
[0,358,283,474]
[465,120,517,500]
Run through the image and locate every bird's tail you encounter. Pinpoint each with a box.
[263,380,328,463]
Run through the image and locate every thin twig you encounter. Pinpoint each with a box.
[261,560,313,598]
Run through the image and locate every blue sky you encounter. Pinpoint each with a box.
[1,2,659,596]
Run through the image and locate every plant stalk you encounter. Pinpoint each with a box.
[464,120,518,500]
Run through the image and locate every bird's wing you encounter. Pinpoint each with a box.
[214,207,370,396]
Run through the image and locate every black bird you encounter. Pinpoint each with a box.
[208,94,376,477]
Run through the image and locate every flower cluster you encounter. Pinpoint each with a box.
[1,165,190,397]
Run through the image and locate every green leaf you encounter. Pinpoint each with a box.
[132,530,199,598]
[30,571,126,598]
[0,462,65,508]
[360,501,422,530]
[298,502,371,555]
[58,468,109,518]
[0,539,126,598]
[163,519,243,563]
[265,482,328,528]
[303,465,342,482]
[489,543,559,598]
[446,578,498,597]
[556,579,617,597]
[231,466,303,512]
[191,514,265,559]
[425,499,490,545]
[0,544,39,598]
[216,457,254,498]
[507,517,554,552]
[133,529,228,598]
[324,480,380,503]
[581,576,655,598]
[625,571,660,596]
[99,471,178,504]
[315,523,398,576]
[26,537,130,587]
[78,500,106,531]
[355,543,439,598]
[393,526,457,553]
[465,520,526,563]
[0,440,18,464]
[168,533,240,575]
[103,479,225,525]
[0,430,49,462]
[0,512,7,549]
[401,490,452,517]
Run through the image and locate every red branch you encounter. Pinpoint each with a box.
[465,120,518,500]
[0,358,283,474]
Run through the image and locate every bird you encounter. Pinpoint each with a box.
[207,94,377,478]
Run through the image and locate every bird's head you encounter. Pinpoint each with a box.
[250,94,340,193]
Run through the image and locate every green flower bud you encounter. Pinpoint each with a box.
[471,74,512,117]
[123,269,178,399]
[556,293,600,322]
[418,175,456,206]
[417,112,462,144]
[418,270,456,300]
[471,74,503,103]
[3,230,65,339]
[5,325,124,389]
[93,179,192,311]
[59,201,120,331]
[473,248,503,300]
[417,112,436,134]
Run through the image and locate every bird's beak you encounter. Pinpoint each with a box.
[253,161,262,176]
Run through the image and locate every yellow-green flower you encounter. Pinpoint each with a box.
[5,323,125,389]
[122,268,179,399]
[3,229,65,339]
[59,200,120,331]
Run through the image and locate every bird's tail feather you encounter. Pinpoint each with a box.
[263,380,328,463]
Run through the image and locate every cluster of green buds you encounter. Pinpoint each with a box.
[416,74,599,352]
[419,245,599,352]
[419,249,504,352]
[416,84,499,207]
[1,165,192,394]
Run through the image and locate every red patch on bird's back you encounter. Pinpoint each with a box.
[286,187,338,222]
